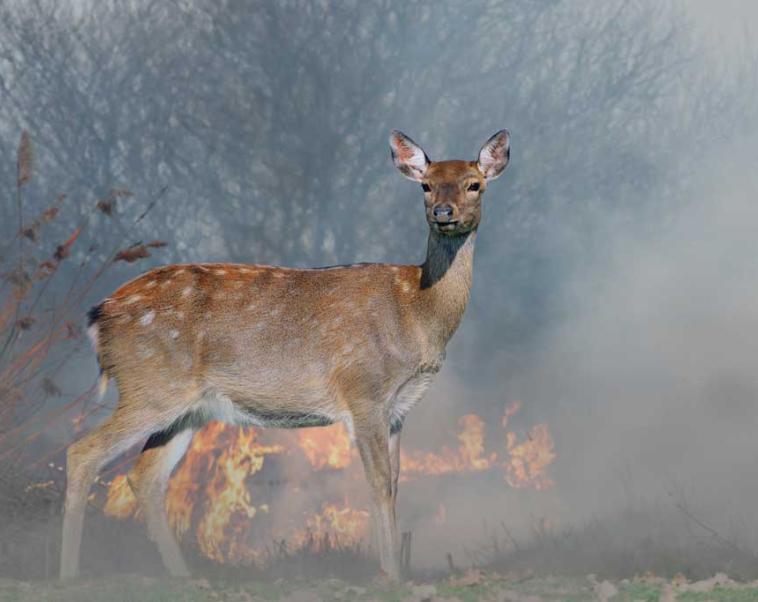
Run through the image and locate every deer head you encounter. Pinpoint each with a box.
[389,129,510,236]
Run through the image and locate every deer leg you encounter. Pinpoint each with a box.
[388,426,402,507]
[60,406,162,579]
[128,427,195,577]
[355,421,399,580]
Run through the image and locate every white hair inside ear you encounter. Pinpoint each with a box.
[389,130,430,182]
[477,130,510,181]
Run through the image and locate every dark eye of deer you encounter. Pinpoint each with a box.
[468,182,480,192]
[421,183,431,192]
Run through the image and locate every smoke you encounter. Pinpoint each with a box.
[3,0,758,579]
[534,133,758,516]
[398,131,758,565]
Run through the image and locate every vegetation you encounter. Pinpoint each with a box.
[2,572,758,602]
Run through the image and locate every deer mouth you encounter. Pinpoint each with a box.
[433,220,459,232]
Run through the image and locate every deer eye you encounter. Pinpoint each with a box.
[467,182,480,192]
[421,183,431,193]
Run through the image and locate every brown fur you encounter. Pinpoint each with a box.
[60,130,510,580]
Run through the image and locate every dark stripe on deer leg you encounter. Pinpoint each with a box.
[142,410,205,451]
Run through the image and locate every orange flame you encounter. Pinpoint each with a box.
[296,423,353,470]
[501,401,556,490]
[193,425,282,564]
[290,501,370,552]
[102,403,556,565]
[400,414,496,477]
[102,474,137,519]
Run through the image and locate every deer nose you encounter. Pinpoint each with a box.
[432,205,454,221]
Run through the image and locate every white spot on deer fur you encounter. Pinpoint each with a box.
[401,282,411,293]
[144,280,157,289]
[215,269,227,275]
[391,266,400,272]
[125,294,142,305]
[139,310,156,326]
[273,271,284,278]
[181,286,192,297]
[169,329,179,339]
[174,268,186,275]
[161,279,174,288]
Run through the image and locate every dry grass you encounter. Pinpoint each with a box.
[0,130,167,472]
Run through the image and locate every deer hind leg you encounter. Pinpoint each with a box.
[128,426,195,577]
[60,404,164,579]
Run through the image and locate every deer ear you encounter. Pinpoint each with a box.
[477,130,510,181]
[389,130,430,182]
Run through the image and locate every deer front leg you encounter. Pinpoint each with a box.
[355,420,399,581]
[389,425,402,507]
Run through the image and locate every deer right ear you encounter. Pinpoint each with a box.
[389,130,430,182]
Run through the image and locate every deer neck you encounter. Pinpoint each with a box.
[417,228,477,347]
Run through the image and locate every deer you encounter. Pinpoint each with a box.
[60,129,510,581]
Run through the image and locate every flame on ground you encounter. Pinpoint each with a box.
[102,474,137,519]
[400,414,497,477]
[101,403,556,565]
[296,423,353,470]
[192,424,281,564]
[289,501,370,552]
[501,401,556,490]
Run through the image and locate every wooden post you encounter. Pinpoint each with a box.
[400,531,412,579]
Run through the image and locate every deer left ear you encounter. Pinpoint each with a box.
[477,130,510,181]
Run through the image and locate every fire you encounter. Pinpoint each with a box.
[296,423,353,470]
[400,414,496,477]
[192,425,282,564]
[501,401,556,490]
[102,474,137,519]
[101,402,556,566]
[290,501,370,551]
[504,424,556,490]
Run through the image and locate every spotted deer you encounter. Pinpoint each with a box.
[60,129,510,580]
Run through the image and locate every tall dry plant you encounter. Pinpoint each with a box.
[0,130,167,472]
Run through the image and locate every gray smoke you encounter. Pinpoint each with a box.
[1,0,757,576]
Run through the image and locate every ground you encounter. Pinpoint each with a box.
[1,572,758,602]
